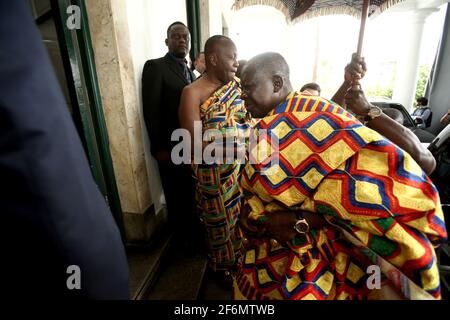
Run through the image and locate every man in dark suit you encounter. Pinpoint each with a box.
[1,0,128,299]
[142,22,199,247]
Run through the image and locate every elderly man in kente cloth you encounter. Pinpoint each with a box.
[234,52,447,300]
[179,35,252,284]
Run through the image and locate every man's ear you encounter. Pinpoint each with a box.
[273,75,283,93]
[209,54,218,67]
[165,38,169,47]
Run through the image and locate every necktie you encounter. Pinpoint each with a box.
[176,58,191,84]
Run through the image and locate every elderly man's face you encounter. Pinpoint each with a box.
[241,69,276,118]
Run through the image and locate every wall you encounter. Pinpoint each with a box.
[199,0,210,48]
[209,0,224,37]
[85,0,189,242]
[198,0,225,49]
[124,0,188,214]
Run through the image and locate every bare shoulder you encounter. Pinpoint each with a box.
[182,78,214,104]
[180,82,203,110]
[182,79,204,98]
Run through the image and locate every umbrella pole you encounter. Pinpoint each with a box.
[353,0,370,90]
[356,0,370,57]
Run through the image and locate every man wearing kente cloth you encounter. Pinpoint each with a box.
[179,35,252,283]
[235,52,447,300]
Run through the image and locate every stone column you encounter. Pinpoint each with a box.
[85,0,154,242]
[199,0,210,49]
[392,8,438,110]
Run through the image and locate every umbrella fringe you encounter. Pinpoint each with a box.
[231,0,291,22]
[290,6,361,24]
[231,0,405,24]
[375,0,405,16]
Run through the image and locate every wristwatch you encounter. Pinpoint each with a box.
[364,105,382,122]
[293,212,309,235]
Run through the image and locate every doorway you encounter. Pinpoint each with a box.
[28,0,125,239]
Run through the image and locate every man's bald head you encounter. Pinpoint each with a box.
[236,60,247,79]
[244,52,290,84]
[203,35,238,83]
[241,52,292,118]
[204,35,234,56]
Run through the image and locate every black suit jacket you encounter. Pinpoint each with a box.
[0,0,128,299]
[142,53,195,156]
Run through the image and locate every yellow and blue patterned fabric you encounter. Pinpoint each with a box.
[234,92,447,300]
[193,78,252,271]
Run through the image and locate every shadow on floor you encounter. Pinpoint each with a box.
[128,228,235,300]
[198,268,233,300]
[145,232,208,300]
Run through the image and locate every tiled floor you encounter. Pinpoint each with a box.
[140,230,209,300]
[127,232,173,299]
[145,245,208,300]
[128,230,235,300]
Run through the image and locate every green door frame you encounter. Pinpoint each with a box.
[186,0,202,62]
[50,0,125,240]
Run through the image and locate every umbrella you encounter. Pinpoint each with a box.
[232,0,405,56]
